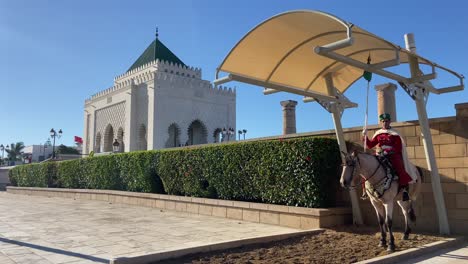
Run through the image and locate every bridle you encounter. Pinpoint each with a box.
[343,153,382,187]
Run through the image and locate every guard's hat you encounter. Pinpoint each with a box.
[379,113,391,121]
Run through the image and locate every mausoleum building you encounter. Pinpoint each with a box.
[83,36,236,154]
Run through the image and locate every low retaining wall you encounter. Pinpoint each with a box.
[7,187,351,229]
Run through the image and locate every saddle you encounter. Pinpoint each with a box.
[363,154,398,199]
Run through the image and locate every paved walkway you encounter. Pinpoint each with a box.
[0,192,300,264]
[399,242,468,264]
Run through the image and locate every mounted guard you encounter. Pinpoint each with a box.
[362,113,418,201]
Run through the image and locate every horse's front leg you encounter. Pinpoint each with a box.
[397,200,412,240]
[384,202,395,252]
[370,197,386,247]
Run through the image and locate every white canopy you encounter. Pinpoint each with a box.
[215,10,463,99]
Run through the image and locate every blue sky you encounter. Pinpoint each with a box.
[1,0,467,147]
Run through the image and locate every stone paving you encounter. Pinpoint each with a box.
[0,192,300,264]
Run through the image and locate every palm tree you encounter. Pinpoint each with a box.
[5,142,25,164]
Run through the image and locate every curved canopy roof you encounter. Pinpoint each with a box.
[215,10,463,98]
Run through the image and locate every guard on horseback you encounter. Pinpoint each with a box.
[362,113,414,201]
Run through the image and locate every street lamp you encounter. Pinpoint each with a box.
[112,139,120,153]
[5,144,9,166]
[50,128,62,159]
[238,130,242,140]
[0,144,4,166]
[242,129,247,140]
[222,127,235,141]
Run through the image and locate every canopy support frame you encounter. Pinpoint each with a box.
[323,73,363,225]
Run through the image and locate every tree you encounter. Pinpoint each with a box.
[57,144,80,155]
[5,142,25,162]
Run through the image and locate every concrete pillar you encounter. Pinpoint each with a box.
[375,83,397,121]
[455,103,468,140]
[280,100,298,135]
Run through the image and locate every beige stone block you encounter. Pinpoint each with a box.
[405,136,421,146]
[448,219,468,235]
[455,168,468,182]
[165,201,176,210]
[399,126,416,137]
[186,203,199,214]
[439,168,456,183]
[232,201,250,209]
[175,202,187,212]
[455,136,468,143]
[440,144,466,158]
[260,212,280,225]
[154,199,165,209]
[212,206,227,218]
[445,193,457,209]
[431,134,456,145]
[279,214,301,229]
[203,198,219,205]
[435,183,465,193]
[300,216,319,229]
[406,146,415,159]
[412,158,428,169]
[199,205,213,216]
[415,146,426,159]
[242,209,260,223]
[437,157,466,168]
[455,194,468,208]
[439,120,456,134]
[249,202,269,210]
[267,204,290,213]
[226,208,243,220]
[191,197,204,204]
[217,200,233,207]
[416,124,439,136]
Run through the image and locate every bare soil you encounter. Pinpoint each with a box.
[156,225,446,264]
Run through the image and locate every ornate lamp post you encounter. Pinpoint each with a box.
[238,130,242,140]
[112,139,120,153]
[222,127,235,141]
[0,144,4,166]
[242,129,247,140]
[50,128,62,159]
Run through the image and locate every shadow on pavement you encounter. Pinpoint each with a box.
[0,237,108,263]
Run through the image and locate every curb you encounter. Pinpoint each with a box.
[110,229,324,264]
[356,236,466,264]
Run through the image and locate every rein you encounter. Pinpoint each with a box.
[360,156,382,183]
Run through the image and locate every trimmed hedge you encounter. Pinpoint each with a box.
[9,137,341,208]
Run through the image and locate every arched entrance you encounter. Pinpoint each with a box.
[187,120,207,145]
[95,132,102,153]
[103,124,114,152]
[165,123,181,148]
[138,124,147,150]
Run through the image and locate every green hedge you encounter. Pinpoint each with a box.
[9,137,341,208]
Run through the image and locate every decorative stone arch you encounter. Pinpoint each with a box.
[165,123,181,148]
[117,127,124,152]
[138,124,147,150]
[103,124,114,152]
[95,132,102,153]
[213,128,222,143]
[187,119,208,145]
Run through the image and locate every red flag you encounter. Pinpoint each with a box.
[74,136,83,144]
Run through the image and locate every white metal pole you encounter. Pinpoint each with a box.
[325,74,363,225]
[405,33,450,235]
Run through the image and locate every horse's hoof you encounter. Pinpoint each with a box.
[387,245,395,252]
[378,241,387,248]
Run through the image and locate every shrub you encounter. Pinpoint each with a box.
[9,137,341,208]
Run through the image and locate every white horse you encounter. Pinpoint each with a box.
[340,150,421,252]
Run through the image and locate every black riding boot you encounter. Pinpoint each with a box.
[402,185,410,201]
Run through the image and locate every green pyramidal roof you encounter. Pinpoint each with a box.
[127,38,185,72]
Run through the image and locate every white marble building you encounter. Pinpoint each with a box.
[83,36,236,154]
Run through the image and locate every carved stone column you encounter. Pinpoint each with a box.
[375,83,397,121]
[280,100,298,135]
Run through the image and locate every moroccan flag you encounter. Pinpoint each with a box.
[74,136,83,144]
